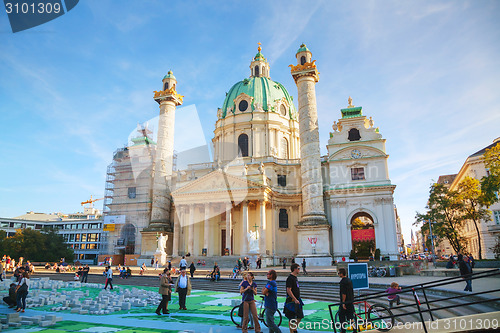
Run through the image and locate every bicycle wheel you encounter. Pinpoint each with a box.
[367,303,394,331]
[230,305,241,326]
[260,308,283,327]
[377,269,384,277]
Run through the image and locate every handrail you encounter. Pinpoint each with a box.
[328,268,500,333]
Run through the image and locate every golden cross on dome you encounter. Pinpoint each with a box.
[258,42,262,52]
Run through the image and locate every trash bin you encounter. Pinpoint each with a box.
[389,265,396,277]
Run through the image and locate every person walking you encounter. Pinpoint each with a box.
[262,269,281,333]
[338,268,356,333]
[282,258,287,270]
[155,268,173,315]
[0,261,3,282]
[240,272,261,333]
[15,271,29,312]
[174,268,191,310]
[301,259,307,275]
[284,263,303,333]
[104,266,113,290]
[168,261,172,272]
[189,261,196,278]
[459,254,472,292]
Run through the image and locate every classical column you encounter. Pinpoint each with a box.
[273,205,279,257]
[188,205,194,255]
[204,203,210,255]
[172,206,180,257]
[226,203,232,255]
[291,46,327,225]
[241,201,248,255]
[259,200,267,255]
[150,72,183,229]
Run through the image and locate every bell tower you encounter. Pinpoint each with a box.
[141,71,183,256]
[290,44,331,264]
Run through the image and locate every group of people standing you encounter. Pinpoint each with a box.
[155,267,192,315]
[2,265,30,313]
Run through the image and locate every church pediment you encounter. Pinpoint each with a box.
[172,169,265,197]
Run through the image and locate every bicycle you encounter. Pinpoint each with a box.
[369,266,387,277]
[230,296,282,328]
[334,300,394,332]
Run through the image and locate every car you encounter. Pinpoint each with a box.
[441,254,450,260]
[418,253,427,260]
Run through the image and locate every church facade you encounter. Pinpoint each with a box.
[102,44,400,266]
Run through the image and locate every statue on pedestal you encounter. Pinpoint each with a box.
[248,230,259,254]
[155,233,168,266]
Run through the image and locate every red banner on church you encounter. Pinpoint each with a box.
[351,229,375,241]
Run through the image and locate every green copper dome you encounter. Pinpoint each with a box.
[162,70,176,80]
[296,43,310,54]
[220,76,296,119]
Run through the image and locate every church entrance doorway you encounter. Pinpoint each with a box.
[221,229,233,256]
[350,212,376,260]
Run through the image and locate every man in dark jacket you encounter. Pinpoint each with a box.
[458,254,472,292]
[338,268,356,333]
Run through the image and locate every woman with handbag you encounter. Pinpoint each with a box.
[16,271,29,312]
[240,272,261,333]
[155,268,173,315]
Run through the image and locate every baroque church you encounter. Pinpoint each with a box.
[102,44,400,266]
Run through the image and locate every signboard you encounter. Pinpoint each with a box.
[103,224,115,231]
[103,215,126,225]
[348,263,369,290]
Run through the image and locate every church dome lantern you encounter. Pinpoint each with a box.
[162,70,177,91]
[296,43,312,65]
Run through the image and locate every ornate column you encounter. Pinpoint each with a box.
[188,204,194,255]
[241,201,248,255]
[226,203,232,255]
[290,45,331,264]
[172,206,180,257]
[259,200,267,255]
[204,203,210,255]
[273,205,279,257]
[149,72,183,229]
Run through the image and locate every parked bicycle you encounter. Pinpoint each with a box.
[230,296,282,328]
[369,266,387,277]
[334,300,394,331]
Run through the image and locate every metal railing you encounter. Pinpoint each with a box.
[328,268,500,333]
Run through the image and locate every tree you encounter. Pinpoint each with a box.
[481,142,500,206]
[415,183,466,255]
[457,177,491,260]
[0,228,73,262]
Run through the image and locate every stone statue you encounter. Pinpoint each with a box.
[332,121,338,132]
[248,230,259,254]
[369,116,374,128]
[157,233,168,254]
[259,162,265,175]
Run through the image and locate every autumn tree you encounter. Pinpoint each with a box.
[457,177,490,260]
[415,183,466,255]
[481,142,500,206]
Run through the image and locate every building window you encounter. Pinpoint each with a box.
[128,187,136,199]
[238,134,249,157]
[279,209,288,229]
[351,167,365,180]
[163,82,168,90]
[75,234,80,241]
[238,100,248,112]
[277,175,287,187]
[81,234,87,242]
[300,56,306,65]
[280,104,287,116]
[255,66,259,76]
[69,234,75,242]
[348,128,361,141]
[494,211,500,225]
[281,137,289,159]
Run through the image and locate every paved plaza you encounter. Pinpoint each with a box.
[0,267,498,332]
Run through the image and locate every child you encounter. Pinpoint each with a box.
[74,273,80,281]
[386,282,402,308]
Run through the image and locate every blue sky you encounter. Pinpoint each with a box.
[1,1,499,245]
